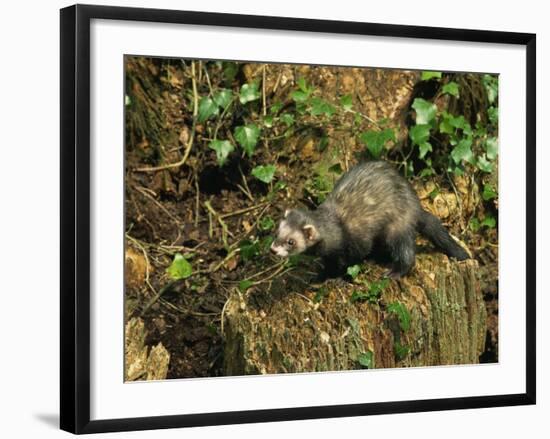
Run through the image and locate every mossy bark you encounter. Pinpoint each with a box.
[223,254,486,375]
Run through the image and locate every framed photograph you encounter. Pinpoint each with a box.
[60,4,536,434]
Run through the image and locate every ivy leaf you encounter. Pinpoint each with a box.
[280,113,295,126]
[418,142,433,159]
[234,124,261,157]
[442,81,460,98]
[387,301,411,332]
[291,90,309,103]
[346,264,361,280]
[222,62,238,84]
[421,71,442,81]
[476,154,493,173]
[251,165,276,184]
[394,341,410,360]
[213,89,233,109]
[297,77,311,93]
[340,94,353,111]
[357,351,374,369]
[482,74,498,104]
[409,124,431,145]
[309,97,336,117]
[239,82,261,104]
[238,279,254,293]
[259,216,275,231]
[486,137,498,160]
[440,112,467,134]
[412,98,437,125]
[209,140,234,166]
[166,253,192,280]
[263,115,274,128]
[451,138,474,164]
[239,240,260,262]
[488,106,498,125]
[269,102,284,114]
[359,128,395,158]
[482,184,497,201]
[481,216,496,228]
[197,97,219,123]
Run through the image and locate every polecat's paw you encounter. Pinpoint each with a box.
[383,270,403,280]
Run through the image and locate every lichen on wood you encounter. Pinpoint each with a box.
[125,317,170,381]
[223,254,486,375]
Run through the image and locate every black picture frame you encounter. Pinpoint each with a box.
[60,4,536,434]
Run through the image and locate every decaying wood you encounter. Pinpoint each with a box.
[125,317,170,381]
[223,254,486,375]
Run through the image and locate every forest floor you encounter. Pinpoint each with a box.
[124,58,499,379]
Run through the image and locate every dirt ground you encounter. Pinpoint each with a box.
[124,57,499,379]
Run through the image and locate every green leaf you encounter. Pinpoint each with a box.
[291,90,309,103]
[213,89,233,109]
[239,240,260,262]
[488,106,498,125]
[451,138,474,164]
[125,95,131,106]
[280,113,295,126]
[387,301,411,332]
[409,124,431,145]
[481,216,496,228]
[313,287,329,303]
[239,82,261,104]
[476,154,493,173]
[419,142,433,159]
[412,98,437,124]
[442,81,460,98]
[270,102,284,114]
[357,351,374,369]
[234,124,261,157]
[209,140,234,166]
[297,77,311,93]
[439,112,467,134]
[482,74,499,104]
[469,218,481,232]
[309,97,336,117]
[259,236,274,253]
[197,97,219,123]
[482,184,497,201]
[350,290,368,303]
[259,216,275,231]
[263,115,274,128]
[340,94,353,111]
[421,71,442,81]
[166,253,192,280]
[359,128,395,158]
[394,341,410,360]
[346,265,361,280]
[251,165,276,184]
[238,280,253,293]
[222,62,238,84]
[486,137,498,160]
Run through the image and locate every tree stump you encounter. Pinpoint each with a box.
[223,254,486,375]
[125,317,170,381]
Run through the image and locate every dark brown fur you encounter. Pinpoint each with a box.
[271,161,469,278]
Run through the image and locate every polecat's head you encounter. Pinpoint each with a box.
[270,209,320,258]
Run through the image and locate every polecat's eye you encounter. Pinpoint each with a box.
[287,238,295,246]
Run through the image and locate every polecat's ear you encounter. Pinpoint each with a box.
[284,209,291,218]
[302,224,319,241]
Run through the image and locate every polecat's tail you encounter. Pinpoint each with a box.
[417,210,469,260]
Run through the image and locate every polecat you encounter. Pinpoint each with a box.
[270,161,469,278]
